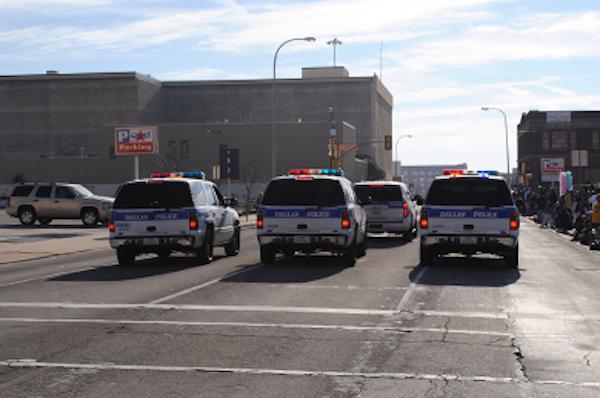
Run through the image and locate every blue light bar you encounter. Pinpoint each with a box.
[288,168,344,176]
[182,171,206,179]
[476,170,499,177]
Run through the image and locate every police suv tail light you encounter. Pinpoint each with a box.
[108,214,115,233]
[189,211,199,230]
[341,210,351,229]
[420,209,429,229]
[402,202,409,218]
[509,210,519,230]
[257,211,264,229]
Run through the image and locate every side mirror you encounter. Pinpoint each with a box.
[225,197,238,207]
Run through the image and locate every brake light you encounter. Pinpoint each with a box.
[257,211,264,229]
[189,211,199,230]
[420,209,429,229]
[402,202,409,218]
[108,214,115,232]
[341,210,351,229]
[509,210,519,230]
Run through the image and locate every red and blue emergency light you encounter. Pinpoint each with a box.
[288,168,344,176]
[150,171,206,179]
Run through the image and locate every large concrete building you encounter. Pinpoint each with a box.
[518,110,600,187]
[0,67,392,189]
[395,163,468,197]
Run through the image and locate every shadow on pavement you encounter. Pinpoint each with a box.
[367,235,412,249]
[409,255,521,287]
[49,254,222,282]
[223,255,346,283]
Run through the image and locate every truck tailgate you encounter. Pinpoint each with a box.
[261,206,344,234]
[428,206,511,235]
[112,209,191,238]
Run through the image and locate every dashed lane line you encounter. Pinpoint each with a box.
[1,360,599,389]
[0,266,99,288]
[0,317,513,337]
[395,265,427,311]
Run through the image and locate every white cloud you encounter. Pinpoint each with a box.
[0,0,109,8]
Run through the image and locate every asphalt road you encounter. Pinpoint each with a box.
[1,220,600,397]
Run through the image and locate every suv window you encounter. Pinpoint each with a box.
[55,186,76,199]
[113,181,194,209]
[35,186,53,198]
[11,185,35,197]
[355,185,402,203]
[426,178,513,207]
[262,178,345,207]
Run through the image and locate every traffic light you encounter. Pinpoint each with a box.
[384,135,392,150]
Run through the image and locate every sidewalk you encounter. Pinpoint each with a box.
[0,214,257,265]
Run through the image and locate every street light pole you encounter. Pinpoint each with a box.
[271,36,316,177]
[481,107,510,183]
[394,134,413,178]
[327,38,342,67]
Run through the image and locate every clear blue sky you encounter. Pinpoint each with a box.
[1,0,599,171]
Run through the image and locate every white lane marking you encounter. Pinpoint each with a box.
[0,302,395,316]
[0,317,513,337]
[395,266,427,311]
[0,266,98,288]
[2,360,600,389]
[264,284,408,291]
[148,265,262,304]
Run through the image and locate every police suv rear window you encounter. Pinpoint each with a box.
[355,185,401,203]
[11,185,34,197]
[426,178,512,207]
[262,179,345,207]
[113,181,193,209]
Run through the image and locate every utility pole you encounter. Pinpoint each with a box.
[327,38,342,67]
[328,106,337,168]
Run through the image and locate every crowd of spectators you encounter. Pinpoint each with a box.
[512,185,600,248]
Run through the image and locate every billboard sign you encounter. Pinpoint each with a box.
[114,126,159,156]
[541,158,564,174]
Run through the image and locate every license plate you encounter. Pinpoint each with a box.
[460,237,477,245]
[143,238,159,245]
[294,236,310,244]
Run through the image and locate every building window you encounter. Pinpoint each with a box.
[542,131,550,150]
[551,131,567,150]
[180,140,189,160]
[593,131,600,150]
[167,141,177,160]
[570,131,577,149]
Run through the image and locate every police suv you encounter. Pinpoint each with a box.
[257,168,367,266]
[354,181,417,239]
[419,170,519,267]
[109,172,240,265]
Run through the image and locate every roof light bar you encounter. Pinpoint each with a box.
[442,169,464,176]
[288,168,343,176]
[149,171,206,179]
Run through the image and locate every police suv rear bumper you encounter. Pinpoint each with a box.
[109,234,203,251]
[258,234,348,249]
[421,234,517,255]
[367,220,409,233]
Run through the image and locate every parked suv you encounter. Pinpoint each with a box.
[5,183,114,226]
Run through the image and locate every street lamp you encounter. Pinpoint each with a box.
[481,106,510,182]
[394,134,413,178]
[271,36,316,177]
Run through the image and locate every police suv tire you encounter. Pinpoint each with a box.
[420,245,434,266]
[343,240,357,267]
[403,230,414,242]
[81,208,99,226]
[225,227,240,256]
[197,229,214,264]
[260,245,276,265]
[18,206,36,226]
[357,235,368,258]
[117,248,135,266]
[39,218,52,225]
[505,245,519,268]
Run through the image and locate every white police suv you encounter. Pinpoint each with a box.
[354,181,417,239]
[257,168,367,266]
[419,170,519,268]
[109,172,240,265]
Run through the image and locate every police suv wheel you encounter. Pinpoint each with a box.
[260,245,276,265]
[117,248,135,266]
[225,227,240,256]
[18,207,36,226]
[357,235,368,258]
[343,240,357,267]
[420,245,434,266]
[197,230,214,264]
[505,245,519,268]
